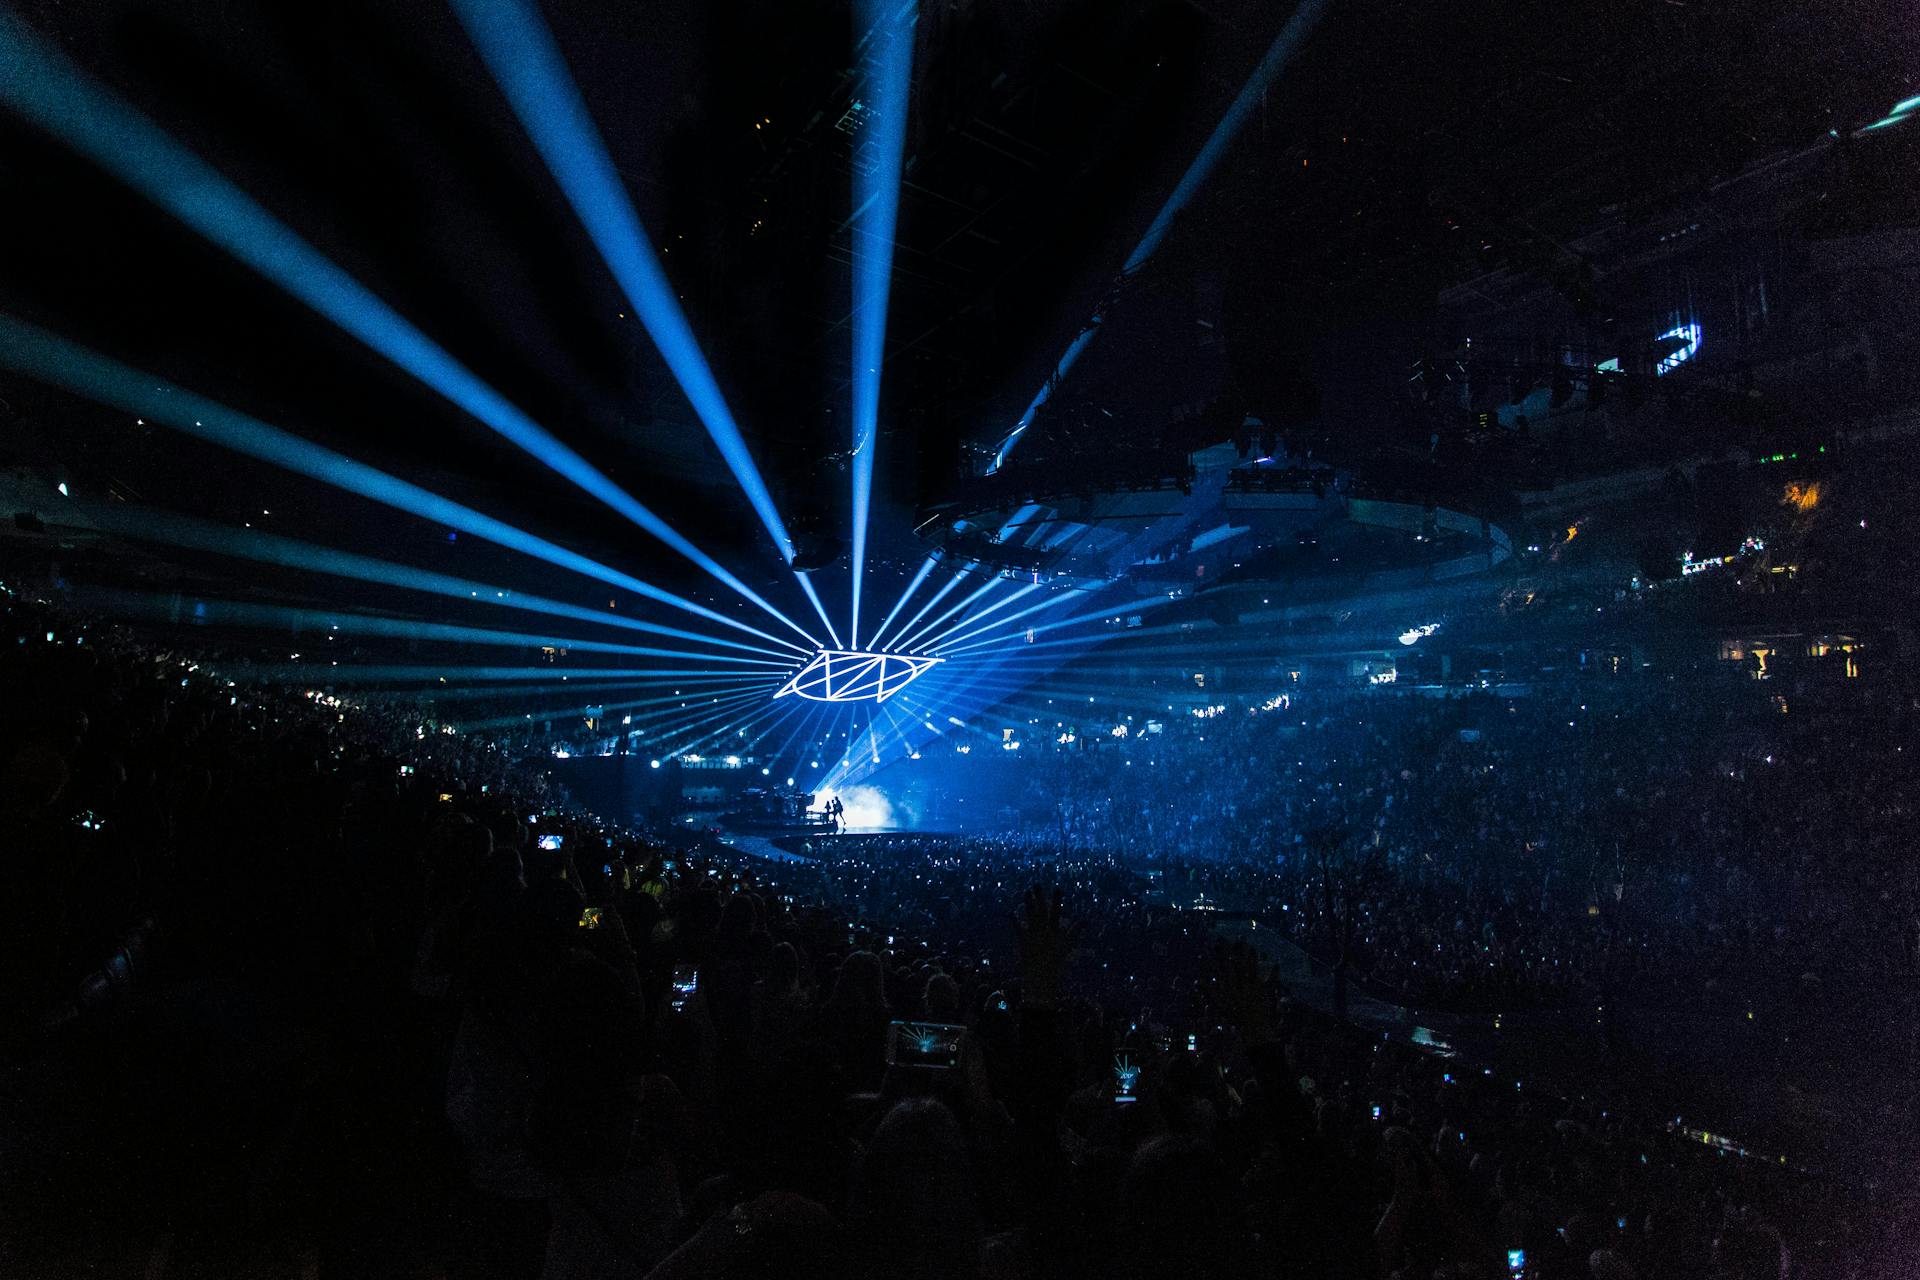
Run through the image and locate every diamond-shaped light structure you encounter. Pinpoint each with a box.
[774,649,941,703]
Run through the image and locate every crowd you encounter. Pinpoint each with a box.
[0,583,1908,1280]
[932,671,1917,1015]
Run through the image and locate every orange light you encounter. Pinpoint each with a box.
[1782,481,1821,513]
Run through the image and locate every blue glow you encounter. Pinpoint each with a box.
[458,687,768,736]
[880,566,965,653]
[0,317,807,653]
[930,583,1079,651]
[865,556,937,651]
[1892,94,1920,117]
[893,573,1004,653]
[775,649,941,703]
[414,678,732,703]
[1655,322,1702,375]
[915,580,1041,651]
[447,0,827,641]
[942,591,1175,655]
[989,0,1331,470]
[85,505,796,660]
[0,12,812,645]
[255,662,769,686]
[846,0,916,647]
[797,573,844,650]
[80,589,789,665]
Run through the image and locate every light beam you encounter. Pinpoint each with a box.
[845,0,916,647]
[988,0,1333,469]
[0,12,814,644]
[865,555,937,651]
[80,504,797,660]
[0,318,807,654]
[447,0,834,642]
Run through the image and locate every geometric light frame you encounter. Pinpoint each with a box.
[773,648,942,703]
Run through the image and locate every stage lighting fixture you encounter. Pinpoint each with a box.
[792,533,847,574]
[774,649,941,703]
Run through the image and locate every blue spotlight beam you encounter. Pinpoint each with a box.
[925,583,1085,652]
[0,319,809,655]
[0,13,813,646]
[650,693,778,758]
[880,565,964,652]
[885,502,1040,645]
[797,574,843,650]
[82,504,798,661]
[868,504,1031,652]
[915,580,1041,652]
[409,678,716,704]
[451,682,752,727]
[76,588,793,665]
[734,694,811,754]
[989,0,1333,470]
[767,699,832,772]
[864,555,936,651]
[459,686,767,736]
[671,697,790,760]
[892,572,1006,653]
[446,0,833,644]
[845,0,916,648]
[942,591,1178,656]
[252,664,774,691]
[464,690,769,740]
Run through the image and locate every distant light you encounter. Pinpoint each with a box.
[1655,322,1701,375]
[56,482,68,496]
[649,759,660,768]
[1399,622,1440,646]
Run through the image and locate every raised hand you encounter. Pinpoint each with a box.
[1012,885,1081,1008]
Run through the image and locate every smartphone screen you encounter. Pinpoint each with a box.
[577,906,603,930]
[669,965,699,1012]
[1112,1053,1141,1105]
[887,1021,966,1070]
[538,833,564,851]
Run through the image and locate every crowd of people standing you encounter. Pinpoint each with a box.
[1,585,1908,1279]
